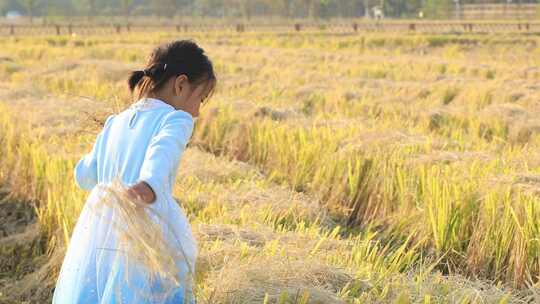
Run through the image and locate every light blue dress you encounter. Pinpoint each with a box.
[53,97,198,304]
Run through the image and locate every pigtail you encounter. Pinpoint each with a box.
[128,70,146,92]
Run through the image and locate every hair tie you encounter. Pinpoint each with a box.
[142,69,150,77]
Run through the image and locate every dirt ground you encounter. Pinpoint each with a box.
[0,188,54,304]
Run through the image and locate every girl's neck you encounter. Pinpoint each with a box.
[144,92,176,109]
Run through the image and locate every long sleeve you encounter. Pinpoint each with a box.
[74,114,115,191]
[138,110,194,202]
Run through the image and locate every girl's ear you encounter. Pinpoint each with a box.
[174,74,189,96]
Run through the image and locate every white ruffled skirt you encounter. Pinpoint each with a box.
[52,183,197,304]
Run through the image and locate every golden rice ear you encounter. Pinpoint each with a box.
[90,178,194,303]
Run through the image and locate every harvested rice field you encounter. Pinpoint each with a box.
[2,31,540,303]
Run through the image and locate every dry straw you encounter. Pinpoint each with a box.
[89,178,194,303]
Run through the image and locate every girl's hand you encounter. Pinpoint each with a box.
[126,181,156,205]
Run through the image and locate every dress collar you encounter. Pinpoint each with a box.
[131,97,175,111]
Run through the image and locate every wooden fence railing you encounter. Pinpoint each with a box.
[460,3,539,20]
[1,21,540,36]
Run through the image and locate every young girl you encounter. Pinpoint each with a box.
[52,40,216,304]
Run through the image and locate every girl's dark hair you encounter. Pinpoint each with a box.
[128,40,216,101]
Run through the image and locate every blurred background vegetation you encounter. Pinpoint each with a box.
[1,0,539,21]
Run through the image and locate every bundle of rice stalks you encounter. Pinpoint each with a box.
[90,178,194,303]
[201,255,352,304]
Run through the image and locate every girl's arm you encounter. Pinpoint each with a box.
[74,114,115,191]
[136,110,194,204]
[126,181,156,204]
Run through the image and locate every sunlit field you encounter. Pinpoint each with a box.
[2,30,540,303]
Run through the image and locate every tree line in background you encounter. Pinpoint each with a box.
[0,0,538,21]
